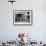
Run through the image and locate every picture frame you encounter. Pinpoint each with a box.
[13,10,33,25]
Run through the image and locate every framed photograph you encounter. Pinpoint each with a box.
[13,10,33,25]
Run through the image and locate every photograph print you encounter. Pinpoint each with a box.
[13,10,32,25]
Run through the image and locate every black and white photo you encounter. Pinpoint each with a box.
[13,10,32,25]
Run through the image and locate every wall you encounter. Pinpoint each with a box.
[0,0,46,42]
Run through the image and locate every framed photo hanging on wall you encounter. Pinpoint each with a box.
[13,10,33,25]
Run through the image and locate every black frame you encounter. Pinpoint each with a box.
[13,10,33,26]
